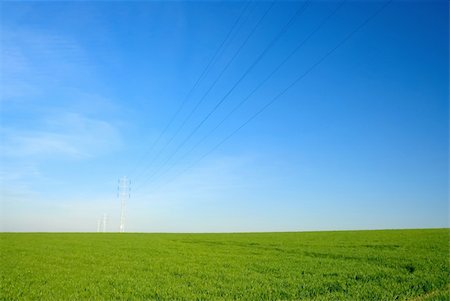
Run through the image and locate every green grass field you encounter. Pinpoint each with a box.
[1,229,449,300]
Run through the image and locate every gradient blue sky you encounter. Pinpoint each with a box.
[1,0,448,232]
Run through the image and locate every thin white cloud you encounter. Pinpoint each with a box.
[1,112,121,158]
[0,27,93,101]
[0,26,123,159]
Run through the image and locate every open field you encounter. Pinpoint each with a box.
[1,229,449,300]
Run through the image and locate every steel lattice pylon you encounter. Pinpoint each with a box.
[118,176,130,233]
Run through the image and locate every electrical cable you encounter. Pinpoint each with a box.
[134,0,311,190]
[136,0,393,195]
[138,0,345,190]
[127,1,252,180]
[133,1,276,186]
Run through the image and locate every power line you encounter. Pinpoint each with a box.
[133,1,276,187]
[134,1,311,191]
[137,0,393,195]
[138,0,345,189]
[127,1,252,180]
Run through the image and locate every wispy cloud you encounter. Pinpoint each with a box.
[1,25,122,158]
[1,27,93,101]
[0,106,123,232]
[1,112,121,158]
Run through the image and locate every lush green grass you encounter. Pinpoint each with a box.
[1,229,449,300]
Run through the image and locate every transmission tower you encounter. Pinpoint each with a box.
[103,213,107,232]
[118,176,130,233]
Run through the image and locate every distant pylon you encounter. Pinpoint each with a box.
[118,176,130,233]
[103,213,107,232]
[97,218,101,232]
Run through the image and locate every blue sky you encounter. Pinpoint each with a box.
[1,0,448,232]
